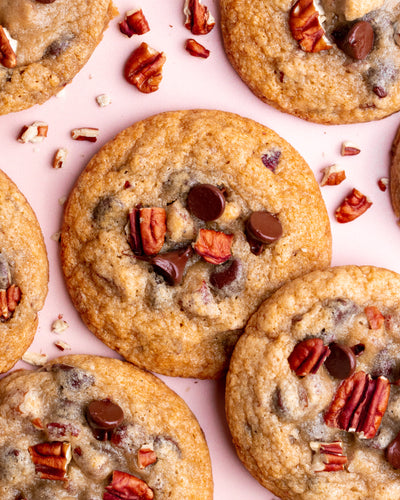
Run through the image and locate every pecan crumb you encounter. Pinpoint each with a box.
[335,188,372,223]
[185,39,210,58]
[53,148,68,169]
[119,9,150,37]
[54,340,71,351]
[22,351,48,366]
[341,141,361,156]
[71,128,99,142]
[184,0,215,35]
[96,94,112,107]
[310,441,347,472]
[51,317,69,334]
[378,177,389,192]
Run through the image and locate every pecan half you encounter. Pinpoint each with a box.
[184,0,215,35]
[138,446,157,469]
[335,188,372,223]
[0,26,17,68]
[29,442,72,481]
[185,39,210,58]
[139,207,166,256]
[104,470,154,500]
[324,371,390,439]
[194,229,233,265]
[119,9,150,37]
[288,338,330,377]
[124,42,166,94]
[365,305,384,330]
[310,441,347,472]
[289,0,332,53]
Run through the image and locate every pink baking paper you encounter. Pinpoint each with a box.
[1,1,400,499]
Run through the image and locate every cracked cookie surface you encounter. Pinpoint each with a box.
[226,265,400,500]
[220,0,400,124]
[0,354,213,500]
[0,168,48,373]
[61,110,331,379]
[0,0,116,115]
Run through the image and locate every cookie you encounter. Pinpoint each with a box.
[220,0,400,124]
[61,109,331,379]
[0,0,117,115]
[0,354,213,499]
[226,265,400,500]
[0,169,48,373]
[390,123,400,219]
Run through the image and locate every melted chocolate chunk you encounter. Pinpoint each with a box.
[151,246,192,285]
[86,399,124,441]
[351,343,365,357]
[246,211,282,245]
[387,432,400,469]
[261,150,281,172]
[325,343,356,379]
[210,259,241,289]
[45,35,74,58]
[51,364,95,391]
[187,184,226,221]
[0,253,10,289]
[333,21,374,60]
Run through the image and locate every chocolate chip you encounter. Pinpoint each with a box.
[45,35,73,58]
[87,400,124,441]
[187,184,225,221]
[373,85,387,98]
[246,211,282,244]
[334,21,374,60]
[151,246,192,285]
[325,343,356,379]
[387,433,400,469]
[210,259,241,289]
[261,150,281,172]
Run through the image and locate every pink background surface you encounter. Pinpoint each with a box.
[1,1,400,498]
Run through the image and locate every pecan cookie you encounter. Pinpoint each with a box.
[0,0,117,115]
[220,0,400,124]
[226,265,400,500]
[0,354,213,499]
[61,110,331,379]
[390,123,400,219]
[0,169,48,373]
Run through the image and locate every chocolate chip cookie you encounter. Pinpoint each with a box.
[226,265,400,500]
[0,168,48,373]
[0,354,213,499]
[0,0,117,115]
[61,110,331,379]
[220,0,400,124]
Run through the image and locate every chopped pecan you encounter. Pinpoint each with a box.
[22,351,48,366]
[138,446,157,469]
[341,142,361,156]
[288,338,330,377]
[194,229,233,265]
[378,177,389,192]
[320,165,346,186]
[289,0,332,53]
[185,38,210,58]
[71,127,99,142]
[52,148,68,169]
[0,26,17,68]
[139,207,166,256]
[1,284,21,319]
[104,470,154,500]
[184,0,215,35]
[119,9,150,37]
[324,371,390,439]
[17,122,48,144]
[310,441,347,472]
[335,188,372,223]
[365,305,384,330]
[124,42,166,94]
[29,441,72,481]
